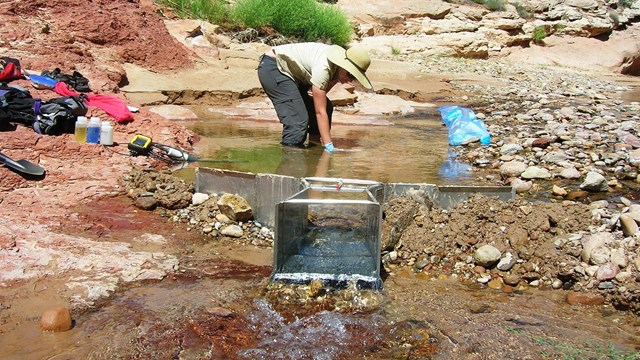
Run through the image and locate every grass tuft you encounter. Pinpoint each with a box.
[156,0,353,46]
[532,26,547,43]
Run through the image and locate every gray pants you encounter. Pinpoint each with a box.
[257,55,333,147]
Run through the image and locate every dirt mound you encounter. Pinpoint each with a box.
[381,195,640,313]
[393,195,594,258]
[0,0,194,91]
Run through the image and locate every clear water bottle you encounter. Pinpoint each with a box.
[86,117,101,144]
[74,116,88,143]
[100,121,113,146]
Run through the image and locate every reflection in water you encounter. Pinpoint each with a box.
[438,149,472,180]
[188,113,480,185]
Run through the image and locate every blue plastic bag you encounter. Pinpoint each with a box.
[28,74,57,90]
[438,105,491,146]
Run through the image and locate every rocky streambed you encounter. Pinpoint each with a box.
[117,48,640,323]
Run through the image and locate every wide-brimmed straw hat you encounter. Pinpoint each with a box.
[327,45,373,90]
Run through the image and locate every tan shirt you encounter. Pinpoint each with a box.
[272,43,337,91]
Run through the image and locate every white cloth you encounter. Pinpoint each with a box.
[273,42,337,91]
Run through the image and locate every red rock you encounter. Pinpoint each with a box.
[531,137,552,148]
[474,265,485,274]
[566,291,605,306]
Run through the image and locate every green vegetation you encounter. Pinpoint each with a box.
[390,45,401,56]
[469,0,506,10]
[532,26,547,43]
[484,0,506,11]
[155,0,353,46]
[618,0,637,8]
[158,0,230,25]
[505,326,640,360]
[553,23,566,34]
[513,2,533,19]
[609,10,621,26]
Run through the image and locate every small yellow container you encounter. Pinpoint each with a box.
[74,116,88,143]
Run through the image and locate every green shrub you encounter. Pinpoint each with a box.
[484,0,506,11]
[513,3,533,19]
[158,0,230,25]
[228,0,273,29]
[618,0,637,8]
[156,0,353,45]
[532,26,547,43]
[305,5,352,45]
[553,23,566,34]
[469,0,506,11]
[231,0,352,46]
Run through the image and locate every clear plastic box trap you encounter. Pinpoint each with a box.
[272,178,384,289]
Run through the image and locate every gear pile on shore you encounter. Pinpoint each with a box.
[121,167,640,315]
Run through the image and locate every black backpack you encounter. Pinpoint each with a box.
[41,68,91,93]
[33,95,88,135]
[0,83,35,126]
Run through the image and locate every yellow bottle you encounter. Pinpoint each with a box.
[74,116,88,143]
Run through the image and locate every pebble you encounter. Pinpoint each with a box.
[502,274,521,286]
[134,196,158,210]
[595,263,619,281]
[473,244,501,267]
[620,214,639,236]
[496,252,516,271]
[221,224,244,238]
[191,192,209,205]
[488,278,503,289]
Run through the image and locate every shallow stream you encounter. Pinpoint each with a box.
[180,109,483,186]
[5,257,639,359]
[3,110,640,359]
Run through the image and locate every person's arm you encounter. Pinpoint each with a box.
[311,85,332,149]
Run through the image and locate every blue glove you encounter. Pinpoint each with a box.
[324,142,335,153]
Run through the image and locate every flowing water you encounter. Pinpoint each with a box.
[5,259,639,359]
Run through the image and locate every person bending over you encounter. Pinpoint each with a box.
[257,42,373,152]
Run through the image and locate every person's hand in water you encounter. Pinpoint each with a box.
[324,142,335,153]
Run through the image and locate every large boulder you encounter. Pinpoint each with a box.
[217,193,253,222]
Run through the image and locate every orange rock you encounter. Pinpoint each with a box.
[566,291,605,306]
[488,278,503,290]
[40,307,73,332]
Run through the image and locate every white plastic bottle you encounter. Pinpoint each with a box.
[86,117,101,144]
[74,116,88,143]
[100,121,113,146]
